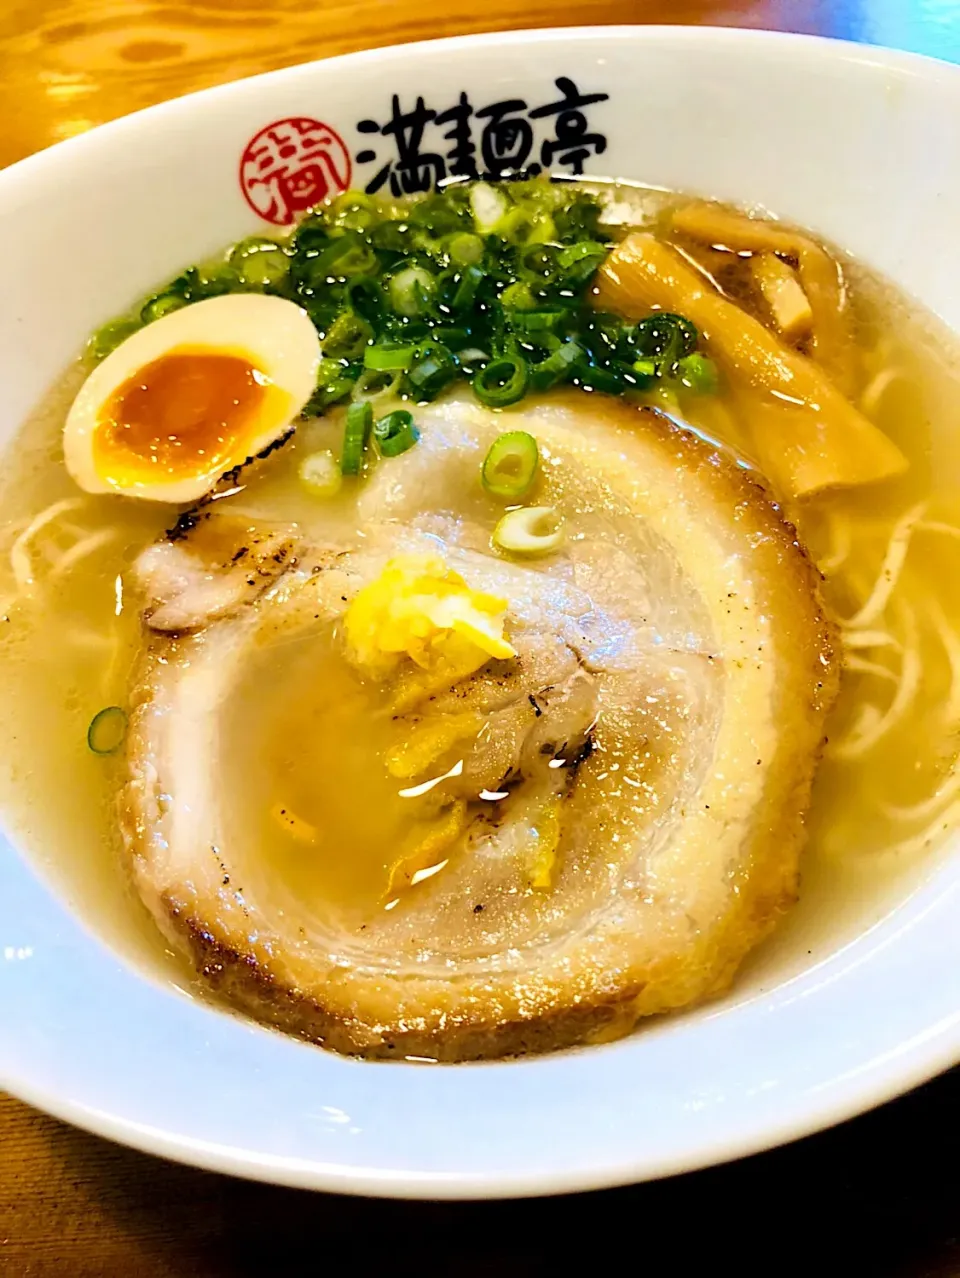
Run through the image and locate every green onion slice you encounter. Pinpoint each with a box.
[389,266,435,317]
[341,401,373,474]
[633,313,699,364]
[371,220,415,253]
[345,275,384,321]
[508,308,566,336]
[470,182,509,234]
[430,325,472,352]
[88,318,140,361]
[676,353,718,394]
[312,234,378,280]
[557,240,608,285]
[500,281,537,311]
[558,240,608,269]
[492,506,565,557]
[87,706,127,755]
[473,355,529,408]
[574,361,627,395]
[529,340,581,391]
[364,343,417,372]
[327,190,379,232]
[519,243,561,280]
[481,431,539,499]
[323,310,373,360]
[228,237,290,288]
[140,293,187,324]
[351,367,404,404]
[451,265,485,314]
[299,449,343,497]
[374,409,420,458]
[456,347,489,375]
[406,344,457,401]
[446,232,485,266]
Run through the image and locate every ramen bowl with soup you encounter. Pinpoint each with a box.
[1,26,959,1196]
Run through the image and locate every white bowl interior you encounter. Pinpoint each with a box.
[0,27,958,1196]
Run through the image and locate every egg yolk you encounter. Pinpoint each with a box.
[94,347,278,484]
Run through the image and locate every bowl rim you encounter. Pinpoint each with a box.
[6,22,960,187]
[2,23,960,1199]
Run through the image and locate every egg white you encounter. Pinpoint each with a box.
[64,293,322,504]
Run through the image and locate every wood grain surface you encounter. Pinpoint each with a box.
[2,2,960,1275]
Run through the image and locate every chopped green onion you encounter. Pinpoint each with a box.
[508,308,566,336]
[470,182,509,234]
[371,220,415,253]
[554,196,605,241]
[351,367,404,403]
[323,310,373,360]
[574,361,628,395]
[500,281,537,311]
[228,237,290,288]
[345,276,383,321]
[364,343,417,371]
[341,401,373,474]
[406,344,458,401]
[493,506,564,556]
[473,355,529,408]
[240,249,289,288]
[582,312,625,362]
[140,293,187,324]
[323,318,368,363]
[327,190,379,232]
[299,449,343,497]
[482,431,539,499]
[446,232,485,266]
[558,240,609,269]
[88,318,140,361]
[292,219,330,255]
[529,340,581,392]
[374,409,420,457]
[311,234,378,281]
[430,325,472,352]
[557,240,608,285]
[304,358,361,415]
[228,234,282,259]
[451,265,485,314]
[634,313,699,363]
[87,706,127,755]
[164,266,199,297]
[675,353,718,394]
[389,266,435,317]
[194,265,242,297]
[499,205,556,245]
[89,181,701,435]
[409,193,469,235]
[519,243,561,280]
[456,347,489,375]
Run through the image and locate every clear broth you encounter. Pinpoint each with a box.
[2,187,960,995]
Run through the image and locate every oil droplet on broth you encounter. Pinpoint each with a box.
[222,626,433,924]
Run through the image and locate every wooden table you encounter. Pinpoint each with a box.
[1,3,959,1273]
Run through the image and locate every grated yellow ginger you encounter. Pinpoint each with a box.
[529,799,562,890]
[343,554,516,680]
[385,710,484,779]
[384,800,468,898]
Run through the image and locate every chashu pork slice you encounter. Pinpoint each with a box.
[120,395,837,1061]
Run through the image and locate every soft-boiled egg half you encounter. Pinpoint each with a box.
[64,294,322,503]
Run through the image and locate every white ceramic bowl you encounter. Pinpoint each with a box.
[2,26,959,1199]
